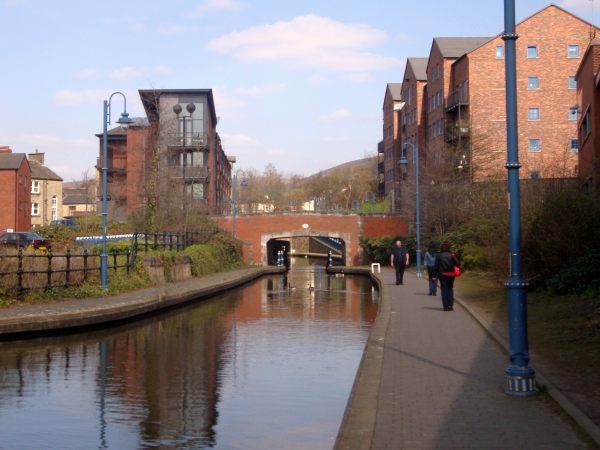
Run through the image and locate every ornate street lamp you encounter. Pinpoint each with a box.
[398,141,422,278]
[101,92,132,290]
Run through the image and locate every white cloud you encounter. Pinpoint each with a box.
[349,72,373,83]
[319,108,352,122]
[207,15,401,74]
[235,83,286,97]
[212,87,247,120]
[2,0,19,7]
[153,65,175,74]
[75,68,98,78]
[54,90,111,106]
[131,22,146,33]
[189,0,242,17]
[157,24,188,36]
[110,66,143,79]
[561,0,593,11]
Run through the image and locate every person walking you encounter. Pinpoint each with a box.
[434,241,461,311]
[424,243,438,296]
[390,239,409,285]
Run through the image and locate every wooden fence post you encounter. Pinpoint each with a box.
[66,248,71,286]
[17,248,24,300]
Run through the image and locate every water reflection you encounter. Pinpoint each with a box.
[0,266,377,450]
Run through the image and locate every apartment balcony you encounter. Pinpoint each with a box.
[378,140,384,153]
[95,157,126,174]
[378,161,385,174]
[445,122,470,143]
[445,84,469,112]
[168,164,209,181]
[378,181,385,196]
[167,132,209,149]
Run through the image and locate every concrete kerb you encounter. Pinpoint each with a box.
[330,266,389,450]
[453,293,600,447]
[0,266,286,337]
[331,266,600,448]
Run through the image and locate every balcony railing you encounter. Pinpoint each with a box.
[377,161,385,173]
[445,83,469,112]
[167,132,209,148]
[378,140,384,153]
[445,123,470,142]
[168,164,209,180]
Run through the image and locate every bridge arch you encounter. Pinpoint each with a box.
[213,213,408,266]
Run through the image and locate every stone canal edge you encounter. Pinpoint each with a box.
[0,266,286,336]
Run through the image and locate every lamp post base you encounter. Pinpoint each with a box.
[505,365,537,396]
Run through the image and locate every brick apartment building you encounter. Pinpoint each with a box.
[0,146,31,232]
[576,39,600,195]
[28,151,63,228]
[398,57,429,210]
[381,4,597,212]
[379,83,403,209]
[96,89,233,222]
[425,36,491,178]
[448,5,594,180]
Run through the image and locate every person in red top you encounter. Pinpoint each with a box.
[434,241,461,311]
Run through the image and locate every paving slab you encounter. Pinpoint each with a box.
[336,267,596,449]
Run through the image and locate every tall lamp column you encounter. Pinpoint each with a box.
[503,0,536,395]
[398,142,422,278]
[101,92,133,290]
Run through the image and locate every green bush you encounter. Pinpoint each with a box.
[546,250,600,296]
[360,236,408,263]
[185,243,242,277]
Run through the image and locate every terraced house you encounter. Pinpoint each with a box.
[28,151,63,228]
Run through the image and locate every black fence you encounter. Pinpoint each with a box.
[0,231,210,299]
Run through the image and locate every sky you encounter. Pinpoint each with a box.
[0,0,595,180]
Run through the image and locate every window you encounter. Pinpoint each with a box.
[568,76,577,89]
[31,180,39,194]
[495,45,504,59]
[528,139,541,152]
[568,107,578,121]
[31,203,39,216]
[528,107,540,121]
[569,138,579,152]
[529,171,540,179]
[527,76,539,89]
[581,109,591,141]
[567,44,580,58]
[527,45,538,58]
[51,196,58,220]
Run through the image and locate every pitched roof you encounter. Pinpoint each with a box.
[433,37,493,58]
[29,159,63,181]
[386,83,403,101]
[63,193,92,205]
[0,153,28,170]
[407,58,428,81]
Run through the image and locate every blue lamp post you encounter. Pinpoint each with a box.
[503,0,536,395]
[398,142,422,278]
[232,170,248,238]
[101,92,133,290]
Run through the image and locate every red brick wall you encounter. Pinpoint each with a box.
[213,214,408,266]
[0,159,31,232]
[126,125,154,217]
[466,6,590,180]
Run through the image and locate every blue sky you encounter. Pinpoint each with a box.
[0,0,593,180]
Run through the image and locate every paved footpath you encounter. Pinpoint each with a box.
[336,268,596,449]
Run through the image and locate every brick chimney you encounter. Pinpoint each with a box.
[28,149,45,164]
[0,146,12,154]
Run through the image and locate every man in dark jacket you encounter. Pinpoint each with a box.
[390,240,409,285]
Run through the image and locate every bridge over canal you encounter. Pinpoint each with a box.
[213,213,408,266]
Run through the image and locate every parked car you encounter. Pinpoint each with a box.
[0,232,52,251]
[50,218,79,229]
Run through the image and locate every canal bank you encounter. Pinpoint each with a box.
[0,266,285,336]
[333,267,599,449]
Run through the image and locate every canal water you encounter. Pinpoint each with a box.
[0,263,377,449]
